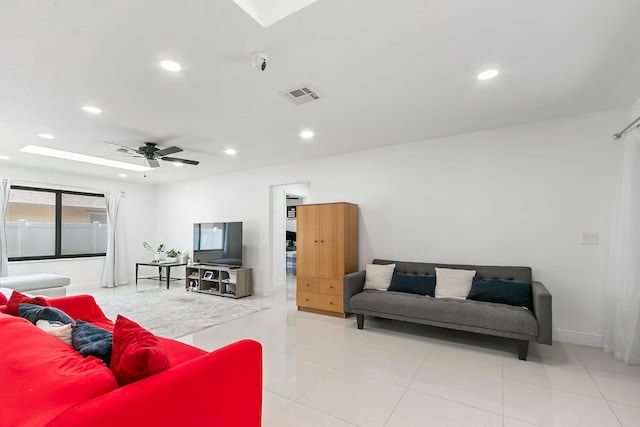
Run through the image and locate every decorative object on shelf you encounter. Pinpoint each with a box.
[203,271,213,280]
[182,250,191,264]
[287,206,296,218]
[165,248,180,263]
[143,242,167,261]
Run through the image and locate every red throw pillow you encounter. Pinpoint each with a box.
[110,315,171,387]
[0,292,7,306]
[4,290,51,316]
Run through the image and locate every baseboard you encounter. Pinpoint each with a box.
[253,286,276,297]
[553,328,603,348]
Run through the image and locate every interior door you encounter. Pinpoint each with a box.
[317,203,341,278]
[297,204,319,277]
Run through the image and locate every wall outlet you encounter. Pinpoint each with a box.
[580,232,599,245]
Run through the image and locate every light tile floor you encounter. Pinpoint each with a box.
[70,278,640,427]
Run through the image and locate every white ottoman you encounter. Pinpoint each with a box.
[0,274,70,298]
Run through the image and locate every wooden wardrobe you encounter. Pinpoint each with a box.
[296,202,358,317]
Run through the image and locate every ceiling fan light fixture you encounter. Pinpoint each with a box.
[160,60,182,72]
[173,162,184,167]
[224,148,237,156]
[38,133,55,139]
[82,105,102,114]
[118,173,128,178]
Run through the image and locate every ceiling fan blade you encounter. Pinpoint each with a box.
[147,158,160,168]
[104,141,139,154]
[155,146,183,156]
[161,156,199,166]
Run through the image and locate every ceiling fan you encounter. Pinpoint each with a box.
[105,142,199,168]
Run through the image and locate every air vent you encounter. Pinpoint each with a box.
[281,85,320,105]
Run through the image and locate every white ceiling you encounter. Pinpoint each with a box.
[1,0,639,184]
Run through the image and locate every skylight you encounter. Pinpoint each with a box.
[20,145,152,172]
[232,0,321,27]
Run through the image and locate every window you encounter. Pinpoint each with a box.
[6,186,107,260]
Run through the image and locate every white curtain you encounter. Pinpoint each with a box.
[101,190,129,287]
[0,179,10,277]
[604,126,640,364]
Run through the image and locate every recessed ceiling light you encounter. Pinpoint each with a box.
[118,173,128,178]
[477,69,499,80]
[38,133,55,139]
[224,148,237,156]
[173,162,184,167]
[20,145,151,172]
[82,105,102,114]
[300,130,314,139]
[0,155,10,160]
[159,60,182,72]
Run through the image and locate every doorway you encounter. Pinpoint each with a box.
[269,182,310,302]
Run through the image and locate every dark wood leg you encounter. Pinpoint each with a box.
[166,266,171,289]
[135,264,139,290]
[356,314,364,329]
[517,340,529,360]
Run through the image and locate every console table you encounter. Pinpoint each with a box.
[185,265,252,298]
[136,261,187,290]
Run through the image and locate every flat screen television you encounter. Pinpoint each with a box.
[193,222,243,267]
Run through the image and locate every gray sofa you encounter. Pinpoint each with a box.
[343,259,552,360]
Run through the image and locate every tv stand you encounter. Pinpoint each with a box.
[186,265,252,298]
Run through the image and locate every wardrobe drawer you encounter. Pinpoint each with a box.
[318,278,342,296]
[297,291,342,313]
[297,276,319,292]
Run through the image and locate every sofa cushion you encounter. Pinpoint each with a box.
[387,272,436,296]
[3,290,50,315]
[0,291,7,305]
[435,268,476,299]
[110,315,171,387]
[350,290,538,337]
[18,303,75,325]
[364,263,396,291]
[468,279,533,310]
[72,320,113,366]
[0,312,117,427]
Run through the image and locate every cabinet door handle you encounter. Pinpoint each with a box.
[314,240,318,243]
[305,298,309,302]
[329,301,333,305]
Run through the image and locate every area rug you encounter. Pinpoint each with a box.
[93,288,264,339]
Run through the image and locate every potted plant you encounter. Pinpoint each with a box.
[165,248,180,263]
[182,250,191,264]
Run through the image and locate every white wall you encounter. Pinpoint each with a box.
[156,108,626,346]
[2,166,156,287]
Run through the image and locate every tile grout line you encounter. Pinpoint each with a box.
[381,345,433,426]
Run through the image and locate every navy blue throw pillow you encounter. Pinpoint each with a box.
[387,272,436,296]
[18,303,75,325]
[467,279,533,310]
[72,320,113,366]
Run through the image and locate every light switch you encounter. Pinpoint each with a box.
[580,232,599,245]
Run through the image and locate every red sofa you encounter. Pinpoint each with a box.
[0,294,262,427]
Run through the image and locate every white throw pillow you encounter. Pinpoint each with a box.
[434,268,476,299]
[36,319,73,345]
[364,264,396,291]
